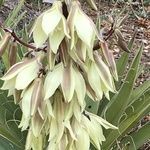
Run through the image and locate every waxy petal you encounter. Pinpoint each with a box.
[48,49,56,71]
[67,3,78,49]
[64,121,77,140]
[25,130,33,150]
[76,39,87,62]
[75,11,94,48]
[1,77,16,90]
[21,83,34,118]
[8,89,14,97]
[64,100,74,121]
[47,138,57,150]
[31,112,44,137]
[88,62,103,100]
[94,51,115,92]
[33,15,48,47]
[38,100,46,120]
[18,115,30,131]
[54,91,64,123]
[73,100,82,122]
[73,68,86,106]
[75,128,90,150]
[46,99,54,117]
[49,21,65,54]
[42,11,61,35]
[90,117,106,146]
[1,58,36,81]
[58,133,68,150]
[31,78,43,116]
[44,63,63,100]
[49,119,58,141]
[61,63,75,102]
[61,16,70,38]
[14,89,22,104]
[82,115,101,150]
[100,42,118,81]
[15,61,39,90]
[42,2,62,35]
[31,132,43,150]
[87,111,118,130]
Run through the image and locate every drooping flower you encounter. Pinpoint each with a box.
[67,1,102,61]
[1,56,42,103]
[32,1,70,53]
[44,61,86,106]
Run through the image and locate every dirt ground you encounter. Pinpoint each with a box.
[0,0,150,149]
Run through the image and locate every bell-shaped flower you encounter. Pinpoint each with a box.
[72,119,90,150]
[19,77,46,133]
[25,129,43,150]
[44,63,63,100]
[44,62,86,106]
[87,54,116,101]
[69,111,117,150]
[93,51,116,92]
[1,57,41,91]
[32,1,70,54]
[47,92,77,148]
[67,1,100,51]
[1,51,44,105]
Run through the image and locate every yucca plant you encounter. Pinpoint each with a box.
[0,0,149,150]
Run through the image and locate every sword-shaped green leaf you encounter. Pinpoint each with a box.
[105,43,143,126]
[128,80,150,106]
[102,88,150,150]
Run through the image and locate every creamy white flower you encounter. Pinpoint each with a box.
[32,1,70,53]
[67,1,100,50]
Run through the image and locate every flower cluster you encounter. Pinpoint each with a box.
[1,1,118,150]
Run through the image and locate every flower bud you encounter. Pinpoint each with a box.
[0,32,11,56]
[8,41,17,67]
[31,78,43,116]
[100,42,118,81]
[115,29,130,53]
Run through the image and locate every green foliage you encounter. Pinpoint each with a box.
[4,0,25,29]
[0,81,26,150]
